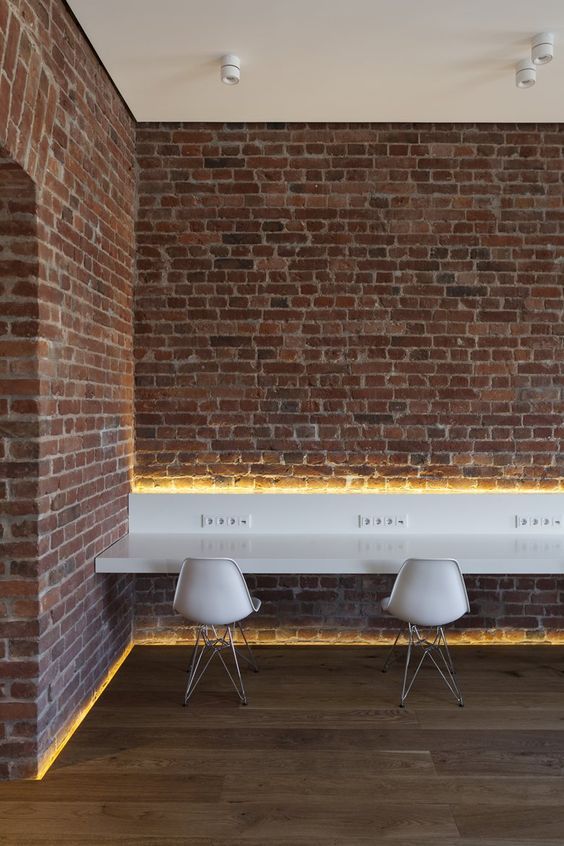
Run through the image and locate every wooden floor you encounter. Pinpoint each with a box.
[2,645,564,844]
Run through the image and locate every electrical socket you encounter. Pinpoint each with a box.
[201,514,252,530]
[515,514,562,530]
[358,514,408,530]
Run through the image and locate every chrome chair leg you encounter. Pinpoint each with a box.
[183,624,249,706]
[382,628,403,673]
[234,621,259,673]
[184,626,218,705]
[186,625,202,678]
[398,623,464,708]
[432,627,464,707]
[400,624,425,707]
[225,625,247,704]
[438,626,456,675]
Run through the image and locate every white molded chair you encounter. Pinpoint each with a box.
[173,557,261,705]
[381,558,470,707]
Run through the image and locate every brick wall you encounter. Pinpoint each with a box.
[0,0,136,778]
[135,574,564,645]
[135,123,564,493]
[134,123,564,643]
[0,152,40,777]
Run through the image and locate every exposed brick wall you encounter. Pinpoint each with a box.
[0,152,40,778]
[135,574,564,645]
[135,123,564,493]
[0,0,136,778]
[134,123,564,643]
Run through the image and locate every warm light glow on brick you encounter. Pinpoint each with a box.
[35,643,133,780]
[132,477,563,495]
[135,631,564,647]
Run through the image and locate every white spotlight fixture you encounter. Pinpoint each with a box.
[220,54,240,85]
[531,32,554,65]
[515,58,536,88]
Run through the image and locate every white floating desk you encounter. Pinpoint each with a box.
[95,533,564,575]
[95,493,564,575]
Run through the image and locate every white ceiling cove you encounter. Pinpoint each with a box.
[68,0,564,122]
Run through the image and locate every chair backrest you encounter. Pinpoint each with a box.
[387,558,470,627]
[173,557,256,626]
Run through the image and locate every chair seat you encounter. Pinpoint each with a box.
[381,596,391,612]
[252,596,261,612]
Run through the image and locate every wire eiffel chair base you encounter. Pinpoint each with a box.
[183,623,258,706]
[387,623,464,708]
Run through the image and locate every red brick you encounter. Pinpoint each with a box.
[0,0,135,781]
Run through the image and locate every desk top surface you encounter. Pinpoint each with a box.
[95,532,564,575]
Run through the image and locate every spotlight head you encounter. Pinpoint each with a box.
[220,54,240,85]
[531,32,554,65]
[515,58,536,88]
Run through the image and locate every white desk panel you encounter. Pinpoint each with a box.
[95,533,564,575]
[129,492,564,536]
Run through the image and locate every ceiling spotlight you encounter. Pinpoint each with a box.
[531,32,554,65]
[220,54,240,85]
[515,58,536,88]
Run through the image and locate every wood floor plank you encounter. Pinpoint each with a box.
[0,800,459,841]
[5,839,564,846]
[453,803,564,840]
[3,840,564,846]
[431,738,564,777]
[416,708,564,730]
[53,724,564,760]
[0,772,223,803]
[92,702,419,728]
[51,747,435,777]
[0,839,462,846]
[222,772,564,806]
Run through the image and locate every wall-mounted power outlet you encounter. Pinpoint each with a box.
[515,514,562,531]
[358,514,408,530]
[201,514,252,530]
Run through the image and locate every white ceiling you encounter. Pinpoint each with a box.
[68,0,564,122]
